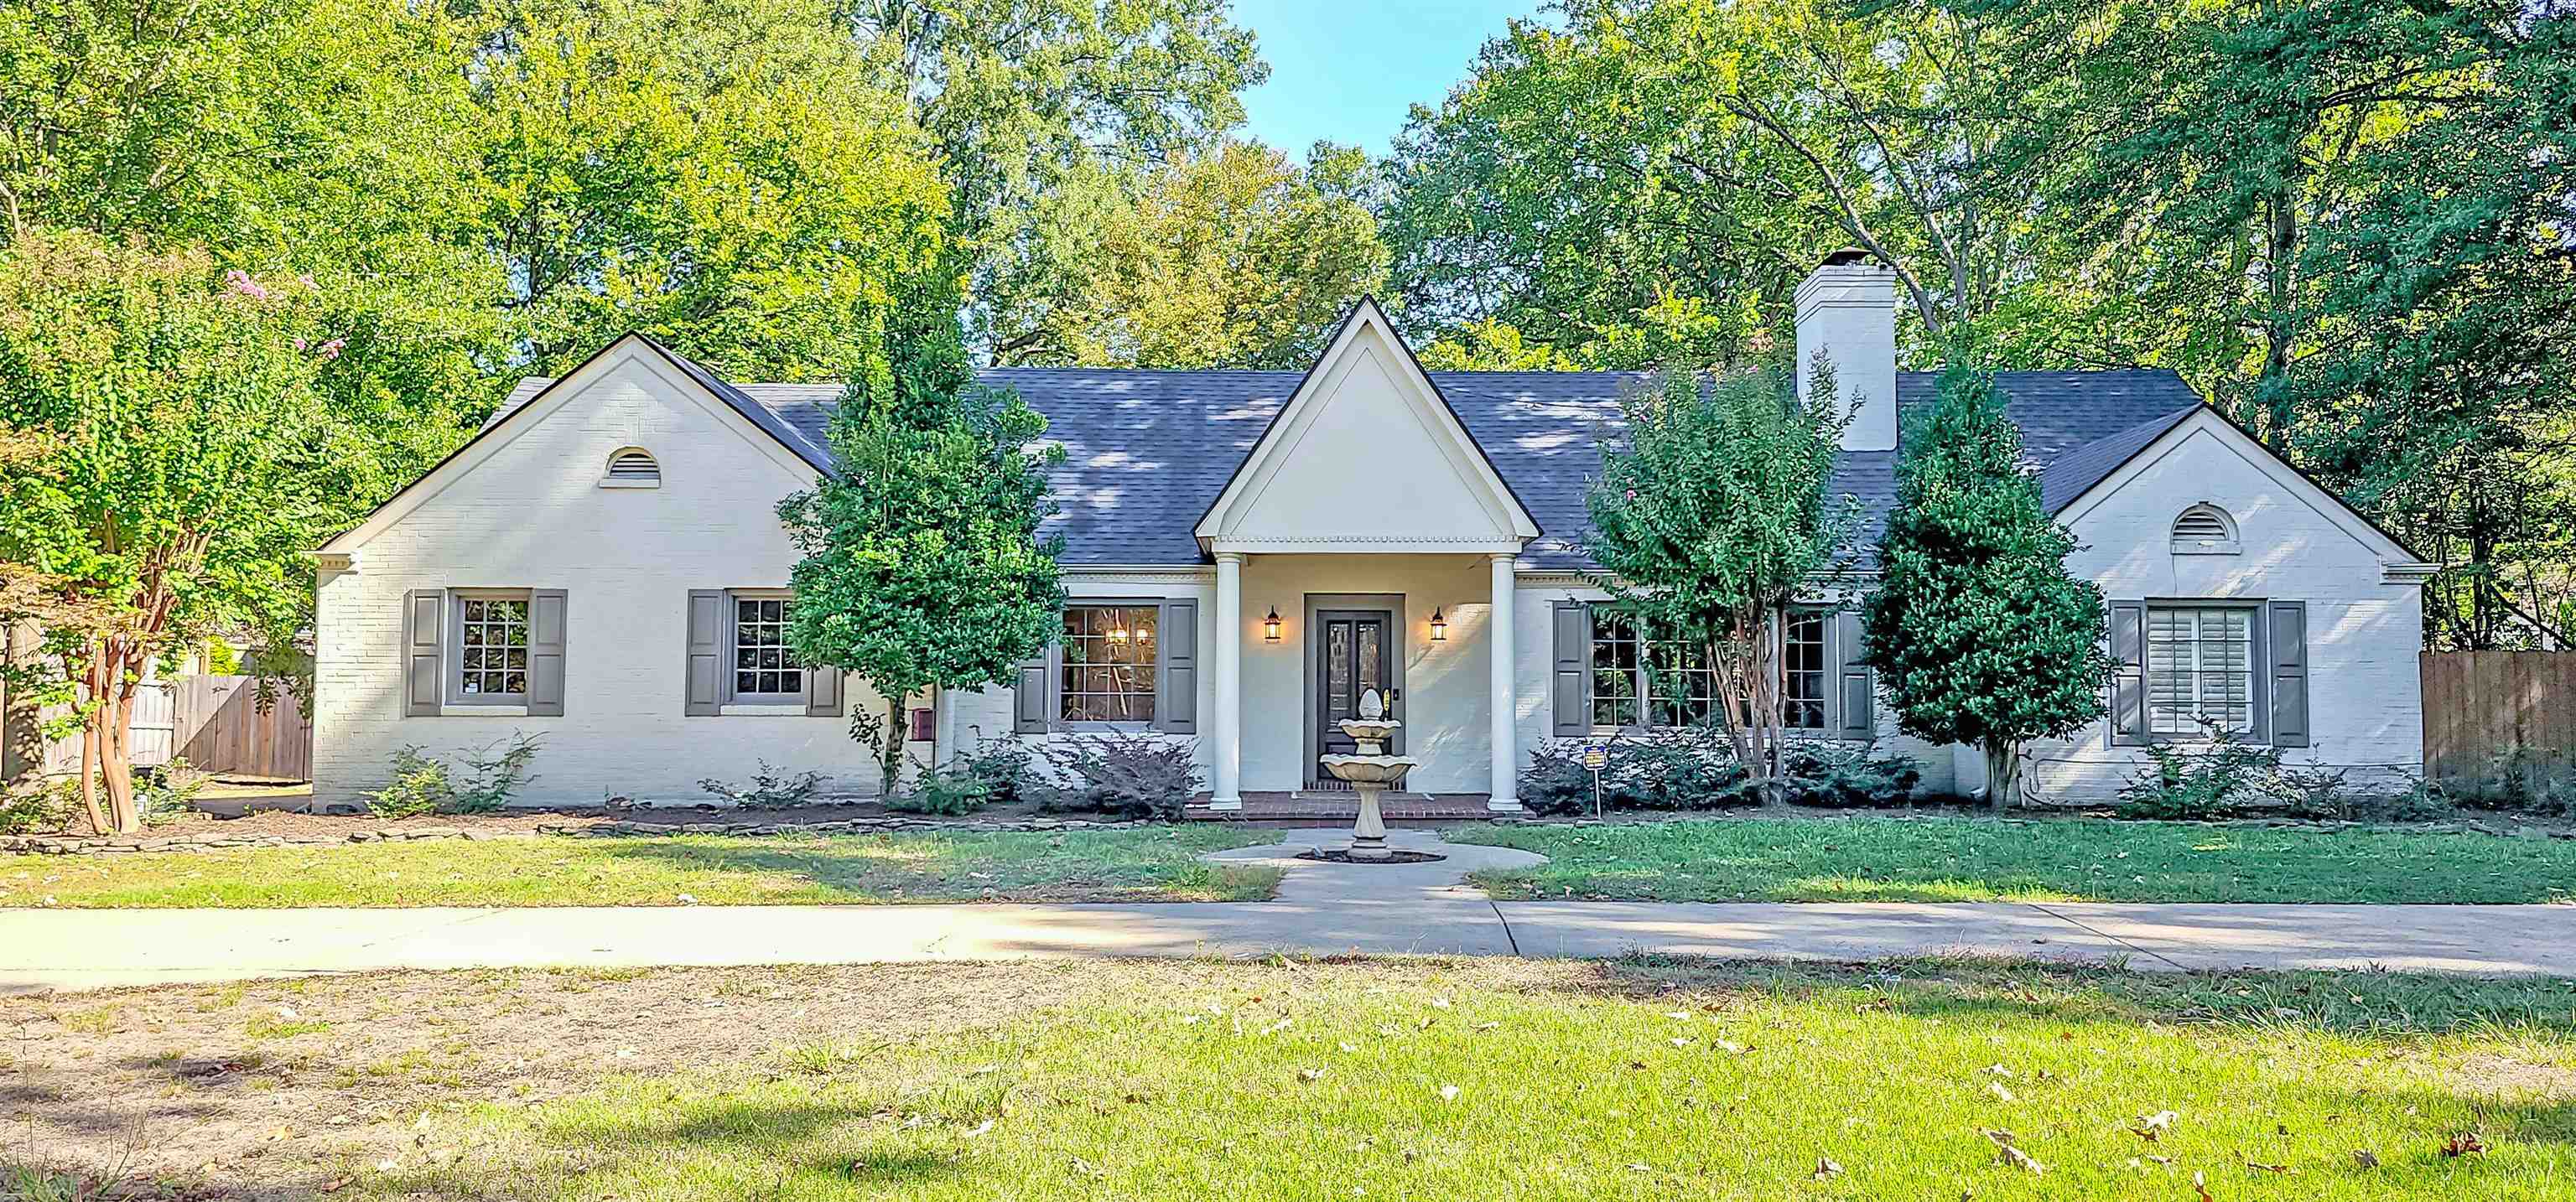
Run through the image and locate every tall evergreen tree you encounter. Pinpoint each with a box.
[1861,365,2112,808]
[775,265,1067,793]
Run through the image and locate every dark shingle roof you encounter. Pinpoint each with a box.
[493,362,2205,567]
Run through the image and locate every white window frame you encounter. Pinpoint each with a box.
[1583,607,1718,733]
[1052,601,1161,729]
[1780,609,1831,731]
[446,588,534,707]
[724,588,805,707]
[2145,603,2259,739]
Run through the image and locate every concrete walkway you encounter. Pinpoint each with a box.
[8,825,2573,992]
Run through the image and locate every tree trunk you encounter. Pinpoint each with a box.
[877,694,906,799]
[87,644,141,834]
[79,692,106,836]
[1983,739,2021,812]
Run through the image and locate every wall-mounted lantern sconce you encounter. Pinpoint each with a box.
[1429,608,1448,641]
[1264,607,1282,642]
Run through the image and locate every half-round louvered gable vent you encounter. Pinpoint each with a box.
[2170,504,2237,552]
[602,447,661,487]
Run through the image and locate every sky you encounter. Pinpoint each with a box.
[1231,0,1545,158]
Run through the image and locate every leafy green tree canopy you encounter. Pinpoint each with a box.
[0,231,350,831]
[1583,364,1855,780]
[776,266,1067,791]
[1860,364,2111,808]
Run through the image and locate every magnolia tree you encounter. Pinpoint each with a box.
[1583,364,1854,788]
[777,267,1066,795]
[1861,365,2111,809]
[0,232,341,833]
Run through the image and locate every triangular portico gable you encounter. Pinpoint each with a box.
[1194,298,1540,555]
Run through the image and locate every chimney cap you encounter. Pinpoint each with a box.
[1819,247,1874,268]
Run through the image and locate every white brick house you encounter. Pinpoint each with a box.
[310,256,2433,809]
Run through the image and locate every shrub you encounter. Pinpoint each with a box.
[2457,749,2576,816]
[135,756,210,825]
[699,761,826,808]
[890,764,989,815]
[1780,744,1924,808]
[1520,731,1925,815]
[449,732,543,813]
[1035,729,1202,821]
[1519,728,1754,816]
[953,735,1044,807]
[366,746,455,818]
[0,779,71,835]
[366,732,541,818]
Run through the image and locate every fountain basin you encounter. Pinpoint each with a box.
[1317,754,1419,787]
[1335,718,1402,745]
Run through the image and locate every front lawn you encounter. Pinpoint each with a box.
[17,958,2570,1198]
[0,826,1280,907]
[1451,815,2576,904]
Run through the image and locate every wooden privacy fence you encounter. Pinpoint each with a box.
[2421,650,2576,790]
[38,675,311,781]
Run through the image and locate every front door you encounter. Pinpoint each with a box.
[1312,609,1394,789]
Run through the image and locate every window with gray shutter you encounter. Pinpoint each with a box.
[1156,599,1197,733]
[527,589,567,717]
[1013,654,1050,734]
[683,590,725,716]
[402,589,444,717]
[1550,602,1590,736]
[2267,600,2309,747]
[1832,609,1873,739]
[2108,600,2147,746]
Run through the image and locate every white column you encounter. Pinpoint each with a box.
[1488,552,1524,811]
[1210,552,1244,810]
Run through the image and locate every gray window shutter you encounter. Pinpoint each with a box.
[527,589,568,716]
[1156,599,1197,733]
[684,589,724,716]
[402,589,444,717]
[1833,609,1874,739]
[1013,651,1051,734]
[2267,600,2309,748]
[805,666,844,718]
[1551,601,1591,736]
[2108,600,2147,746]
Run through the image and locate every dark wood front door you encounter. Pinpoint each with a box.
[1312,610,1393,789]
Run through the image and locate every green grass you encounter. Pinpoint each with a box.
[1449,815,2576,904]
[0,827,1280,907]
[366,958,2576,1199]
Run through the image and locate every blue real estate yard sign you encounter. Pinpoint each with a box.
[1581,742,1608,817]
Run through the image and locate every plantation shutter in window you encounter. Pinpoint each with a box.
[684,590,725,716]
[1551,601,1591,736]
[2267,600,2309,748]
[402,589,444,718]
[804,665,844,718]
[2108,600,2147,746]
[1156,599,1197,733]
[1013,647,1051,735]
[1832,609,1874,739]
[527,589,568,717]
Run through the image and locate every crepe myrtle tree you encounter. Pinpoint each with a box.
[1583,362,1857,790]
[776,267,1067,795]
[0,231,341,834]
[1862,364,2111,809]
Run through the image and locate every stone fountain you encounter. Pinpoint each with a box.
[1316,687,1419,861]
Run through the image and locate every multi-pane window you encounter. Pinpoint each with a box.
[1782,609,1828,729]
[455,595,530,699]
[733,598,798,700]
[1587,609,1717,729]
[1060,604,1157,723]
[1587,610,1643,727]
[2147,606,2254,736]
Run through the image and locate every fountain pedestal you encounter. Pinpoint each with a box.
[1317,700,1417,860]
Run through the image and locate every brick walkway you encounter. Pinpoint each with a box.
[1190,792,1495,821]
